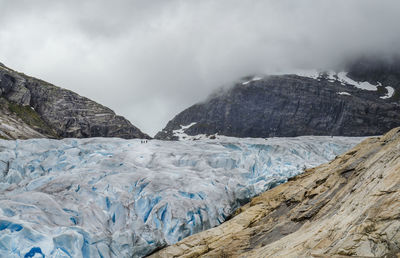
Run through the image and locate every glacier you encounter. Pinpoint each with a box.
[0,136,364,257]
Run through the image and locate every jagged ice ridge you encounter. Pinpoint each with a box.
[0,136,363,257]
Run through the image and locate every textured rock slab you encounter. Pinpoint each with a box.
[152,127,400,257]
[0,63,149,139]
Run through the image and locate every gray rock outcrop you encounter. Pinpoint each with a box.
[0,63,150,139]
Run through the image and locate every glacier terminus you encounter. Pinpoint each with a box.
[0,135,363,257]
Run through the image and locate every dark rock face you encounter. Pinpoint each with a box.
[0,64,150,139]
[156,59,400,140]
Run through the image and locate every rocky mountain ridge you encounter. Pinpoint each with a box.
[156,57,400,140]
[0,63,150,139]
[152,127,400,257]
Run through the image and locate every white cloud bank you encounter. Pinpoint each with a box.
[0,0,399,135]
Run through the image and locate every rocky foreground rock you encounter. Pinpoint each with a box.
[152,127,400,257]
[156,57,400,140]
[0,63,149,139]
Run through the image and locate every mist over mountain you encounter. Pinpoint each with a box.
[1,0,400,135]
[156,56,400,139]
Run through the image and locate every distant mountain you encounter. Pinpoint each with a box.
[155,57,400,140]
[0,63,150,139]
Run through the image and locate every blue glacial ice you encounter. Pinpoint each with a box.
[0,136,364,257]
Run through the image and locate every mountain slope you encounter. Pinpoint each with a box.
[0,63,150,139]
[152,127,400,257]
[156,57,400,140]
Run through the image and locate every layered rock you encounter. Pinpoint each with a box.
[156,58,400,140]
[0,63,150,139]
[152,127,400,257]
[0,98,53,139]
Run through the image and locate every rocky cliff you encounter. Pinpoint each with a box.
[0,63,150,139]
[151,127,400,257]
[156,57,400,140]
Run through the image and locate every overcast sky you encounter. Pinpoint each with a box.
[0,0,400,136]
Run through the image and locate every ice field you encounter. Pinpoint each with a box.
[0,136,363,257]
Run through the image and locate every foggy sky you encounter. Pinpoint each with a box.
[0,0,400,136]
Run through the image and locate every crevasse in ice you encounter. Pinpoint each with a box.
[0,136,363,257]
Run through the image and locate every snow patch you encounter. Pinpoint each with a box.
[274,69,395,99]
[380,86,395,99]
[172,122,198,140]
[274,69,322,80]
[242,76,263,85]
[326,70,337,82]
[337,92,351,96]
[292,69,321,80]
[336,72,378,91]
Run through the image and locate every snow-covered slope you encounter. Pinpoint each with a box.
[252,70,395,97]
[291,70,395,97]
[0,136,363,257]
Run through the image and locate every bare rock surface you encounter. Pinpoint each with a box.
[0,63,150,139]
[152,127,400,257]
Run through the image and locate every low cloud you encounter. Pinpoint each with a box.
[0,0,399,135]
